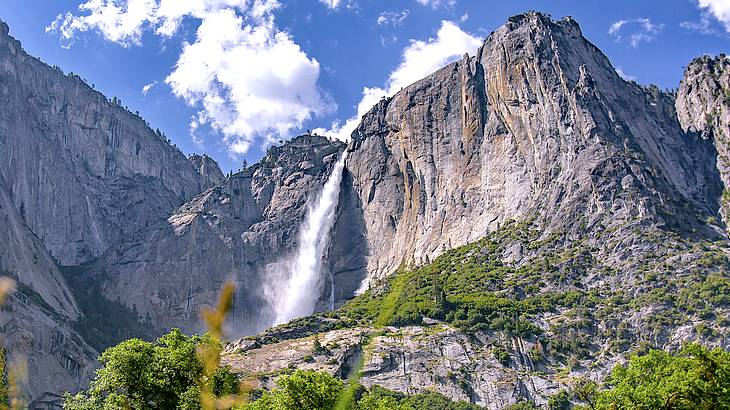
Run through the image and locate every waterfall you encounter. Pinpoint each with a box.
[266,151,347,326]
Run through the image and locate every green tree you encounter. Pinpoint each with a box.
[242,370,342,410]
[63,329,239,409]
[547,389,572,410]
[590,344,730,409]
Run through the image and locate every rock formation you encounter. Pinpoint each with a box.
[347,13,723,285]
[676,54,730,219]
[0,20,216,266]
[90,135,349,336]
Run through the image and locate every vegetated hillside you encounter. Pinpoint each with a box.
[223,218,729,408]
[221,12,730,409]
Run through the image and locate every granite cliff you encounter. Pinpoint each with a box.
[222,12,730,408]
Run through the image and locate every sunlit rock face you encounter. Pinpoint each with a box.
[347,12,724,286]
[1,10,730,408]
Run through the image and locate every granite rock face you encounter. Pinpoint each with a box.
[189,154,226,185]
[1,10,730,409]
[0,21,214,266]
[223,12,730,409]
[676,55,730,219]
[90,135,351,336]
[0,175,96,404]
[347,12,723,285]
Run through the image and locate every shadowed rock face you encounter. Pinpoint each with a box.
[90,135,352,336]
[0,21,215,266]
[0,174,97,403]
[347,12,724,286]
[676,55,730,220]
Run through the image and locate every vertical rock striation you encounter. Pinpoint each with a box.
[91,136,351,336]
[347,12,723,285]
[0,21,215,265]
[676,55,730,221]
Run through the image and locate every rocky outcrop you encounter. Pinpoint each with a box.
[1,10,729,408]
[89,135,351,335]
[189,154,226,185]
[223,325,567,409]
[347,12,723,285]
[0,175,96,404]
[0,21,215,266]
[676,55,730,220]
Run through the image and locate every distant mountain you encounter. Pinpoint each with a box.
[0,11,728,408]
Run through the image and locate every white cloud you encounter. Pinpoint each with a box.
[318,0,341,10]
[615,67,636,81]
[47,0,334,156]
[680,13,719,35]
[166,8,333,149]
[460,13,469,22]
[142,80,158,95]
[414,0,456,9]
[697,0,730,32]
[683,0,730,34]
[377,10,409,26]
[609,18,663,47]
[315,20,481,141]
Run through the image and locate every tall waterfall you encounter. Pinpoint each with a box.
[266,152,347,326]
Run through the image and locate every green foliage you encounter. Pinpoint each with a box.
[547,389,572,410]
[503,401,539,410]
[63,329,239,410]
[588,344,730,409]
[237,372,478,410]
[0,348,7,408]
[338,221,594,336]
[240,371,342,410]
[355,386,480,410]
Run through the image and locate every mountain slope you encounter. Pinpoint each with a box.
[348,13,723,286]
[0,174,96,404]
[0,21,216,266]
[86,135,350,336]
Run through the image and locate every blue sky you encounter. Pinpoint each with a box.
[0,0,728,173]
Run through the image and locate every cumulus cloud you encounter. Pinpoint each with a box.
[697,0,730,32]
[414,0,456,9]
[682,0,730,34]
[318,0,341,10]
[609,18,663,47]
[47,0,333,155]
[315,20,481,141]
[377,10,409,26]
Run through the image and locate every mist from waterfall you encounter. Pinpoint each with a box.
[265,152,347,326]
